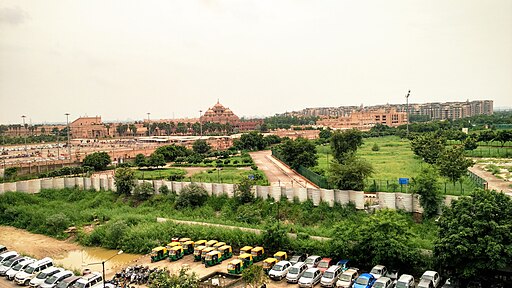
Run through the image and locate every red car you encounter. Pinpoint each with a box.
[317,258,334,273]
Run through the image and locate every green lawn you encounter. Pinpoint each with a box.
[316,136,480,195]
[190,167,268,186]
[134,168,186,180]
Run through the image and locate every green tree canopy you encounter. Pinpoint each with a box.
[235,131,266,151]
[134,153,147,168]
[148,152,166,168]
[330,129,363,164]
[242,265,267,288]
[153,145,190,162]
[149,267,199,288]
[114,167,135,195]
[410,133,446,164]
[437,146,473,184]
[277,137,318,170]
[235,178,255,204]
[175,183,208,209]
[434,190,512,283]
[192,139,211,154]
[83,152,111,171]
[411,166,443,219]
[328,155,373,191]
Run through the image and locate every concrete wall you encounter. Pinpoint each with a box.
[2,176,464,214]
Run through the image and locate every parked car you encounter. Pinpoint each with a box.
[318,258,334,274]
[73,272,104,288]
[0,256,25,276]
[336,268,360,288]
[353,273,376,288]
[372,277,393,288]
[15,257,53,285]
[286,262,308,284]
[420,271,441,288]
[268,260,291,281]
[290,254,308,266]
[320,265,342,287]
[336,259,350,272]
[395,274,415,288]
[55,276,80,288]
[0,251,18,264]
[39,270,74,288]
[441,278,457,288]
[369,265,387,280]
[29,267,64,288]
[418,279,434,288]
[5,258,36,281]
[305,255,322,269]
[298,268,322,288]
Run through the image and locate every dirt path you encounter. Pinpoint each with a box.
[469,162,512,196]
[250,150,318,188]
[0,226,79,259]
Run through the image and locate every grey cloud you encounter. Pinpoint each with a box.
[0,6,29,25]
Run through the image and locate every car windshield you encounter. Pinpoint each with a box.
[356,277,369,285]
[45,275,58,284]
[303,271,314,278]
[25,266,36,273]
[324,272,334,279]
[57,280,71,288]
[373,282,385,288]
[423,275,433,281]
[74,282,86,288]
[396,282,408,288]
[12,263,24,271]
[289,267,299,274]
[290,256,299,261]
[272,265,283,271]
[339,274,352,281]
[318,262,329,268]
[3,259,16,267]
[371,268,382,275]
[305,258,315,264]
[37,272,49,279]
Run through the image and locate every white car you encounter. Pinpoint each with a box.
[39,270,74,288]
[15,257,53,285]
[5,258,36,281]
[73,272,104,288]
[420,271,441,288]
[299,268,322,288]
[304,255,322,269]
[320,265,342,287]
[395,274,415,288]
[0,256,25,276]
[372,277,393,288]
[370,265,387,280]
[0,251,18,264]
[336,269,359,288]
[268,261,291,281]
[286,262,308,283]
[29,267,63,287]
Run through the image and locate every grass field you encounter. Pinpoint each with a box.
[316,136,480,195]
[190,167,268,186]
[134,168,186,180]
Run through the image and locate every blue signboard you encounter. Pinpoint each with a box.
[399,178,409,185]
[248,174,255,180]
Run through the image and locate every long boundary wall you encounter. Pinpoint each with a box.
[0,176,459,212]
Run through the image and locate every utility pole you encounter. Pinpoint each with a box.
[65,113,71,161]
[147,113,151,136]
[406,90,410,136]
[199,110,203,137]
[21,115,27,156]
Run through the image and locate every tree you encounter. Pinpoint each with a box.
[133,182,154,201]
[328,155,373,190]
[495,130,512,147]
[175,184,208,209]
[437,146,473,184]
[116,124,128,137]
[434,190,512,283]
[134,153,147,168]
[83,152,111,171]
[318,128,333,141]
[149,267,199,288]
[128,124,137,136]
[153,145,190,162]
[330,129,363,164]
[148,152,166,168]
[410,133,447,164]
[411,166,442,219]
[463,136,478,150]
[192,139,211,154]
[242,265,267,288]
[277,137,318,170]
[235,131,266,151]
[114,167,136,195]
[235,178,255,204]
[262,222,290,253]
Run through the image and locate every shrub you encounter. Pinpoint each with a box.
[133,182,154,201]
[158,185,170,195]
[175,184,208,209]
[83,152,111,171]
[45,213,70,237]
[371,143,380,151]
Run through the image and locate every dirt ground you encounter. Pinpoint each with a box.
[0,226,289,287]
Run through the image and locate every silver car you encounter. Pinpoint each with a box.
[40,270,74,288]
[299,268,322,288]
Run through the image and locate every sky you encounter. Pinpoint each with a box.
[0,0,511,124]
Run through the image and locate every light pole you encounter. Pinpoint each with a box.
[83,250,123,288]
[21,115,27,156]
[199,110,203,137]
[65,113,71,161]
[405,90,410,136]
[147,113,151,136]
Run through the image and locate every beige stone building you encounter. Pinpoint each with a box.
[317,108,407,131]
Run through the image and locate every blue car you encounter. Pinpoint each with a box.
[353,273,376,288]
[336,259,350,272]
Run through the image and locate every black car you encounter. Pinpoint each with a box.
[289,254,307,266]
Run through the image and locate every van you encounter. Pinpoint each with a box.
[5,258,36,281]
[40,270,74,288]
[395,274,415,288]
[73,272,103,288]
[0,251,18,264]
[55,276,81,288]
[286,262,308,283]
[29,267,63,287]
[320,265,342,287]
[15,257,53,285]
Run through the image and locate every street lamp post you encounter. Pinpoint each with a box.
[65,113,71,161]
[21,115,27,156]
[84,250,123,288]
[406,90,410,136]
[199,110,203,137]
[147,113,151,136]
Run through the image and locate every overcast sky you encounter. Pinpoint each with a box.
[1,0,511,124]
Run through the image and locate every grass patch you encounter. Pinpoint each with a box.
[134,168,186,180]
[190,167,269,186]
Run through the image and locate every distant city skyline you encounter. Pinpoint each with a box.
[1,0,511,124]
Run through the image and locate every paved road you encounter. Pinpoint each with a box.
[250,150,318,188]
